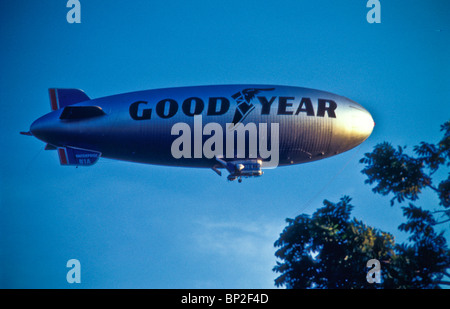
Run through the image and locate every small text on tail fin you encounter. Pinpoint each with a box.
[57,147,101,166]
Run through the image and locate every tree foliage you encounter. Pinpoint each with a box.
[273,197,395,288]
[360,121,450,211]
[274,121,450,288]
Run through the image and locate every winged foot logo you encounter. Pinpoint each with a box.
[229,88,275,128]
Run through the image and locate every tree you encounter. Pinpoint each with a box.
[273,121,450,288]
[273,196,395,288]
[359,120,450,287]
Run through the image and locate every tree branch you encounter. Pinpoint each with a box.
[436,281,450,286]
[427,184,440,192]
[432,210,450,214]
[435,218,450,225]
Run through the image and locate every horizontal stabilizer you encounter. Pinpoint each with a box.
[57,147,101,166]
[59,106,106,120]
[49,88,90,111]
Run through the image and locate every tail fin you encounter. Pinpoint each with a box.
[49,88,90,111]
[57,146,101,166]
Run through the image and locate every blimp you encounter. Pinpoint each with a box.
[21,85,374,182]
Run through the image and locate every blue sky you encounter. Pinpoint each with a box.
[1,0,449,288]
